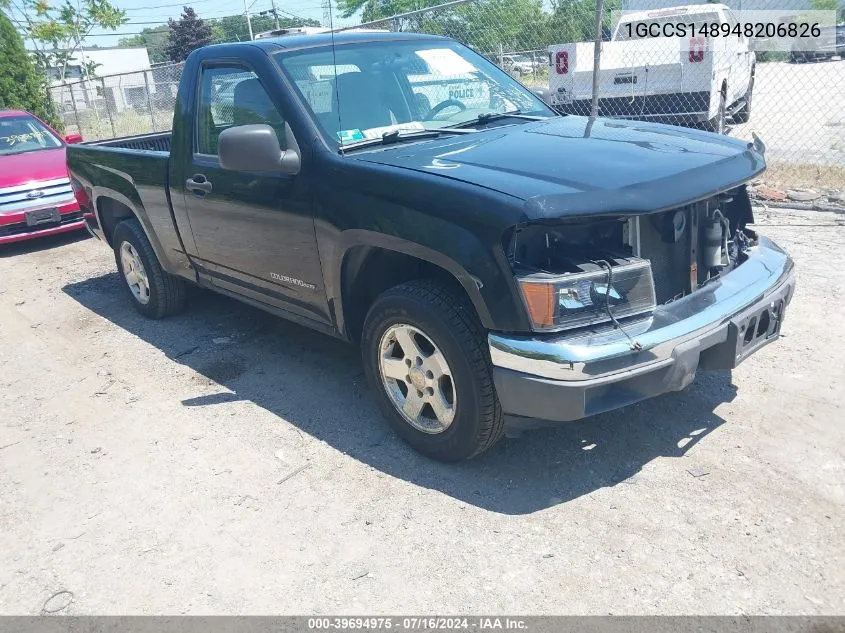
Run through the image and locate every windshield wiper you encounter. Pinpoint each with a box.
[339,127,470,153]
[1,148,52,156]
[447,110,546,129]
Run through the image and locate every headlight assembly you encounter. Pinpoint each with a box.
[517,259,656,331]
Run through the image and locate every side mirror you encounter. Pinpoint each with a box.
[218,123,301,175]
[531,87,552,106]
[64,133,83,144]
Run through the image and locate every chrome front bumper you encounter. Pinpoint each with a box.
[489,236,795,422]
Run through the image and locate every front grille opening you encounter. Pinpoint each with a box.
[744,317,757,345]
[631,187,756,305]
[0,179,74,213]
[756,309,771,338]
[0,211,83,238]
[506,185,757,310]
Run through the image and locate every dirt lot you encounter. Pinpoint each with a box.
[0,206,843,615]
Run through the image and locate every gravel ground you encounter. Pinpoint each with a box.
[0,206,843,615]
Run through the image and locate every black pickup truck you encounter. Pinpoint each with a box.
[68,31,795,461]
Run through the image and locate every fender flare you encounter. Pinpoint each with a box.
[89,167,180,275]
[331,229,495,334]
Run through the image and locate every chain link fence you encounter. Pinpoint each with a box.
[341,0,844,174]
[52,0,844,189]
[49,62,183,141]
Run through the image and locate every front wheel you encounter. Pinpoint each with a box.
[113,219,186,319]
[361,279,504,462]
[733,72,754,124]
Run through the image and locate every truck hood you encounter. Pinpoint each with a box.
[351,116,766,220]
[0,147,69,189]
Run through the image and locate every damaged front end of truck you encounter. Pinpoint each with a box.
[490,183,796,424]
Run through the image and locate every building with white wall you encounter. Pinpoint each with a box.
[49,46,154,115]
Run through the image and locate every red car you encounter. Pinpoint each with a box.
[0,109,86,245]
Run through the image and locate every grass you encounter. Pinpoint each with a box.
[62,107,173,140]
[756,162,845,193]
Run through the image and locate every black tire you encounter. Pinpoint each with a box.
[707,86,728,134]
[361,279,504,462]
[733,69,754,124]
[113,219,186,319]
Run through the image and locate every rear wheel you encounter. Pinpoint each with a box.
[361,279,504,462]
[707,86,728,134]
[113,219,186,319]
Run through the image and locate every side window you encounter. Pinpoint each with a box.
[196,65,286,155]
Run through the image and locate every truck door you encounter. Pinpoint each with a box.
[182,62,330,326]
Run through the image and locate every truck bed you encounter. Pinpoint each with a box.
[89,131,172,153]
[67,131,192,279]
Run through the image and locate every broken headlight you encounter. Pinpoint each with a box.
[517,259,656,332]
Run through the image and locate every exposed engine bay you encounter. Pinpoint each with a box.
[508,185,758,308]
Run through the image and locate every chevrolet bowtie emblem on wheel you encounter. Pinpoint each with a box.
[26,189,45,199]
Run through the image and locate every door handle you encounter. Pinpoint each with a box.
[186,174,212,196]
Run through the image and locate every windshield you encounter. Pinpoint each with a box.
[275,39,552,147]
[0,115,62,156]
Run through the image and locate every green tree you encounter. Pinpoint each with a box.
[809,0,843,22]
[549,0,620,45]
[166,6,212,62]
[3,0,127,81]
[208,13,320,42]
[0,10,59,127]
[333,0,563,53]
[336,0,443,22]
[119,25,169,63]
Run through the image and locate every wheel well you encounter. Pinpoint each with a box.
[340,246,475,342]
[96,197,136,247]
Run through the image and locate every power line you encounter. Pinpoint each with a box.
[93,8,276,27]
[78,31,148,36]
[121,7,263,20]
[117,16,248,24]
[123,1,325,15]
[121,0,220,10]
[69,29,256,38]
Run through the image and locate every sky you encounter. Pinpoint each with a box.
[77,0,359,47]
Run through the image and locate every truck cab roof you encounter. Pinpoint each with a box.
[235,30,448,53]
[254,26,389,40]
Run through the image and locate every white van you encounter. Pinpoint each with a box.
[548,4,755,132]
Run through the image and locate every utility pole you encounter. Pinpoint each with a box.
[269,0,281,29]
[590,0,605,118]
[243,0,254,40]
[322,0,332,28]
[258,6,281,30]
